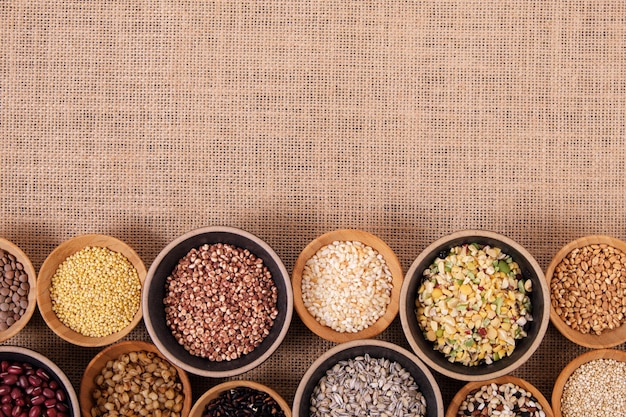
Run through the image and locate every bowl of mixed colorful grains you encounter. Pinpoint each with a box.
[292,339,444,417]
[446,376,553,417]
[79,340,192,417]
[190,380,291,417]
[36,234,146,347]
[400,230,550,381]
[143,226,293,377]
[551,349,626,417]
[545,235,626,348]
[292,229,404,343]
[0,237,37,343]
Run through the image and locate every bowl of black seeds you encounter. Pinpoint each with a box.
[190,380,291,417]
[143,226,293,378]
[292,339,444,417]
[0,237,37,343]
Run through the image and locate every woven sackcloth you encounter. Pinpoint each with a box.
[1,0,625,411]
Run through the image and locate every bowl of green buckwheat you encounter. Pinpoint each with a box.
[400,230,550,381]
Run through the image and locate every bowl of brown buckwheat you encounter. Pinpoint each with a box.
[142,226,293,378]
[545,235,626,348]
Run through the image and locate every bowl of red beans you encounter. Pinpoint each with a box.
[0,345,80,417]
[143,226,294,378]
[399,230,550,381]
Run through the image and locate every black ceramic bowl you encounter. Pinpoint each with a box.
[399,230,550,381]
[143,226,293,378]
[0,346,80,417]
[292,339,444,417]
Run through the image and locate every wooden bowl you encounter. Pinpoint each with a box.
[551,349,626,417]
[143,226,293,378]
[79,340,192,417]
[446,375,553,417]
[37,234,146,347]
[0,237,38,343]
[545,235,626,348]
[292,339,444,417]
[292,229,403,343]
[400,230,550,381]
[190,380,292,417]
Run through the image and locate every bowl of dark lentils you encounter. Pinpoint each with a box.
[0,345,80,417]
[0,238,37,343]
[292,339,444,417]
[446,375,553,417]
[189,380,291,417]
[400,230,550,381]
[143,226,294,378]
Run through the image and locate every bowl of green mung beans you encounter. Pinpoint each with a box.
[36,234,147,347]
[399,230,550,381]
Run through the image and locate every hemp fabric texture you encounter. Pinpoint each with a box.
[1,0,625,408]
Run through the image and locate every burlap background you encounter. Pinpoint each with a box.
[1,0,625,413]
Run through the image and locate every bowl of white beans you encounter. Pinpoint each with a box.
[292,339,444,417]
[143,226,293,378]
[400,230,550,381]
[292,229,404,343]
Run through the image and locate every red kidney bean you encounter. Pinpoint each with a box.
[40,390,53,401]
[52,392,63,405]
[10,405,20,417]
[33,372,47,384]
[0,387,9,396]
[29,397,44,407]
[42,399,55,410]
[1,404,11,416]
[2,376,17,386]
[25,378,39,389]
[43,409,55,417]
[1,395,11,404]
[9,388,21,401]
[27,406,40,417]
[6,367,22,376]
[52,404,65,414]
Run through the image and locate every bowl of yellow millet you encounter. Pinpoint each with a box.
[37,234,146,347]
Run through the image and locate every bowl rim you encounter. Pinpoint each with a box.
[291,228,404,343]
[399,229,550,381]
[79,340,192,417]
[544,234,626,349]
[0,237,38,343]
[142,225,294,378]
[445,375,554,417]
[551,348,626,417]
[189,380,292,417]
[292,339,445,417]
[36,234,147,347]
[0,345,80,417]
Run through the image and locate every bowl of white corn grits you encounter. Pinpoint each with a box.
[400,230,550,381]
[143,226,293,378]
[292,339,444,417]
[292,229,404,343]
